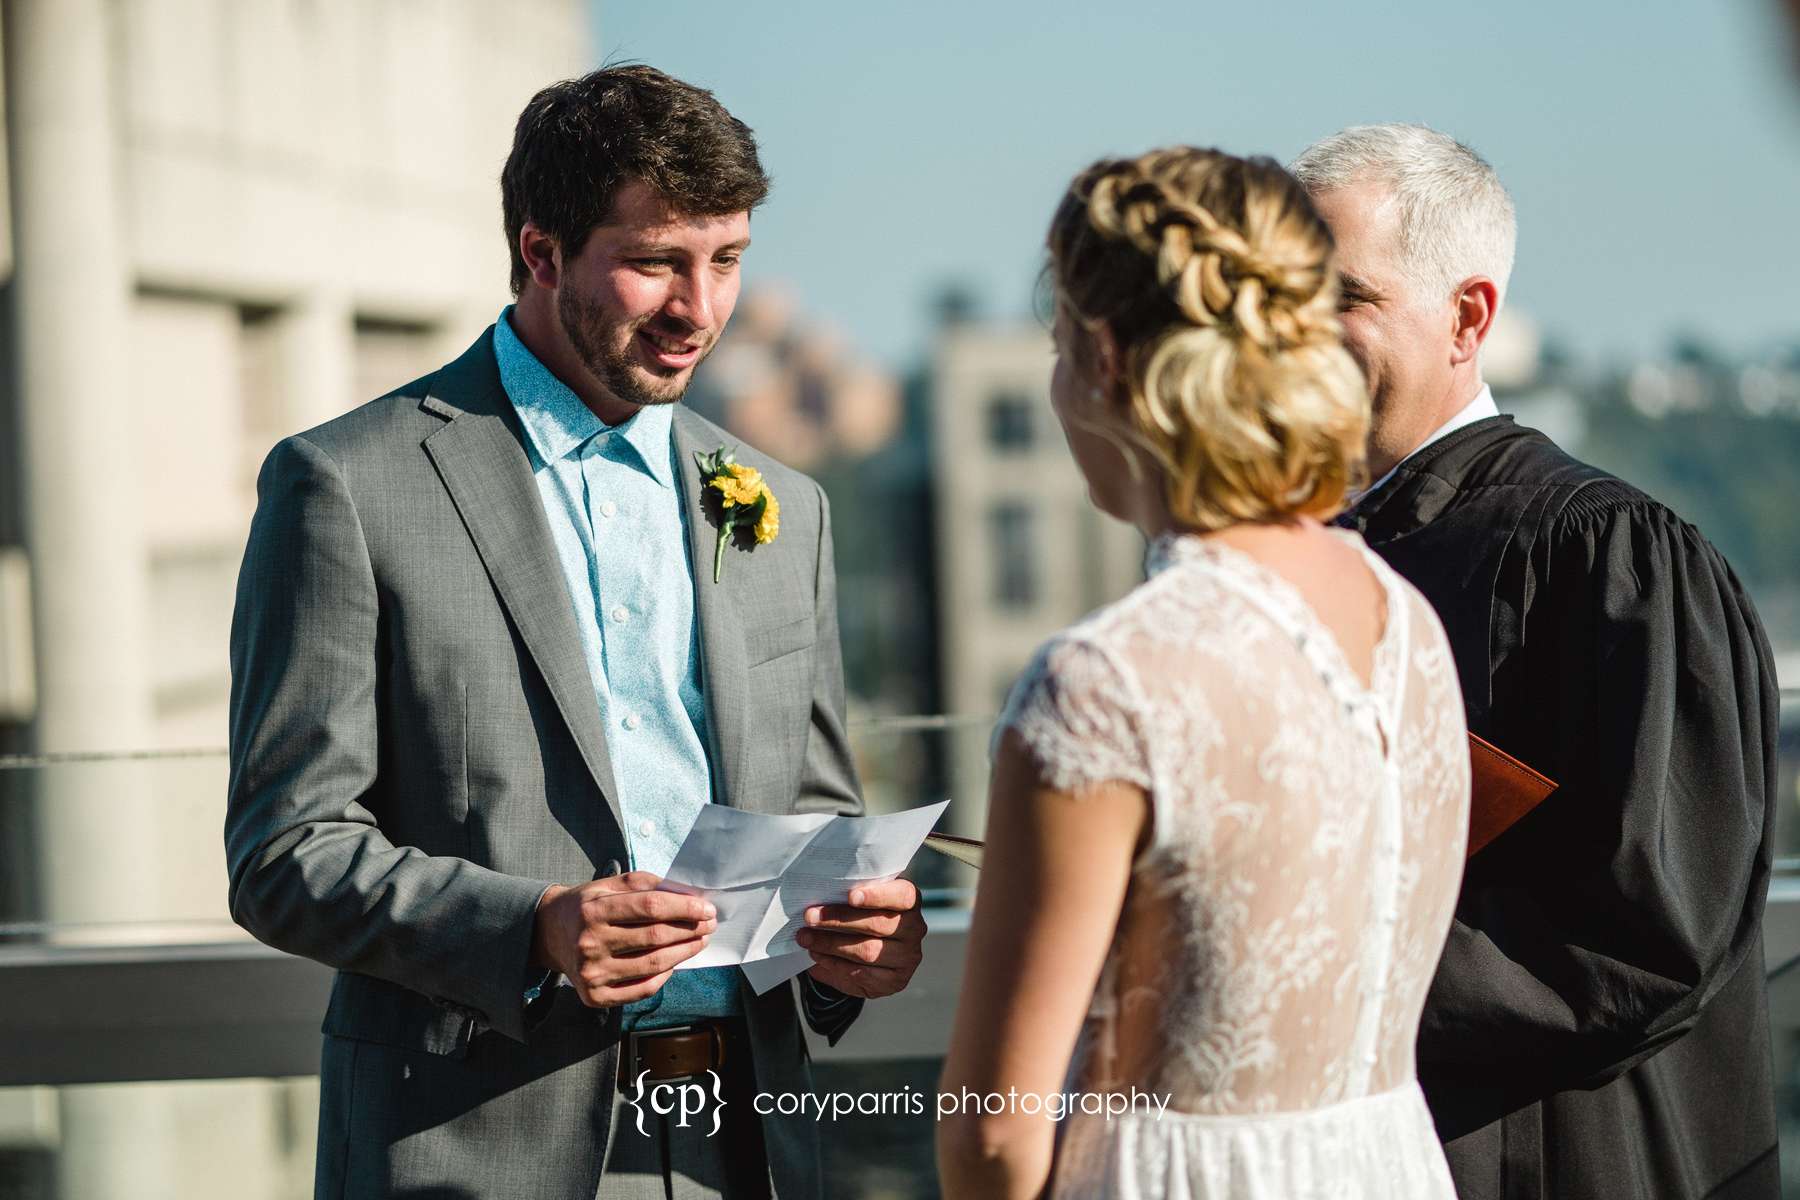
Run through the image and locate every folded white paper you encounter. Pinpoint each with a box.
[659,800,950,994]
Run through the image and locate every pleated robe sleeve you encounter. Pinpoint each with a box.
[1417,496,1779,1136]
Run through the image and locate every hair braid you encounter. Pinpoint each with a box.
[1047,146,1370,531]
[1079,151,1337,355]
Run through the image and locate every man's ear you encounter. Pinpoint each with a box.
[1450,277,1499,366]
[518,223,561,292]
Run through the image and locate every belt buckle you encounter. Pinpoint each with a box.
[616,1022,727,1092]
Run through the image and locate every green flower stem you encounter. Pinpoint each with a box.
[713,523,730,583]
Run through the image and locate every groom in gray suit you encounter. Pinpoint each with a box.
[226,65,926,1199]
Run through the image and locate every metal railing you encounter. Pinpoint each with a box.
[0,912,972,1087]
[3,693,1800,1087]
[0,712,987,1083]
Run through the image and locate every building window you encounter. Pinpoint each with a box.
[986,392,1036,451]
[354,315,442,407]
[989,503,1038,610]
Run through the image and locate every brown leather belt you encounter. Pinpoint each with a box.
[616,1020,734,1090]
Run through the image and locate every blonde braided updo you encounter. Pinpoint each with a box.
[1049,147,1369,529]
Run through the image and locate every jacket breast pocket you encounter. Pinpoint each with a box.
[743,615,815,668]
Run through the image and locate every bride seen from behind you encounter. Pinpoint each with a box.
[936,148,1470,1199]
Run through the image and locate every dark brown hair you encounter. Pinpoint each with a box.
[500,64,770,295]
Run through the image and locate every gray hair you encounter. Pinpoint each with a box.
[1290,124,1516,308]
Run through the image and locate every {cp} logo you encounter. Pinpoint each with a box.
[626,1070,727,1137]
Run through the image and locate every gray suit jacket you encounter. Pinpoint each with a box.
[226,330,864,1198]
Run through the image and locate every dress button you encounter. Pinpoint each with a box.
[600,501,618,519]
[622,713,640,731]
[638,818,655,837]
[610,605,629,623]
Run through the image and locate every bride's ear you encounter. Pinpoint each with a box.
[1087,320,1127,402]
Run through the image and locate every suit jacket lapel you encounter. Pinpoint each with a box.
[672,409,751,810]
[419,334,625,838]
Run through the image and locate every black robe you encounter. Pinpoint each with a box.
[1341,416,1781,1199]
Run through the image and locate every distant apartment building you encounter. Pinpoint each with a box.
[927,322,1144,838]
[684,288,904,474]
[683,290,947,825]
[0,2,588,1196]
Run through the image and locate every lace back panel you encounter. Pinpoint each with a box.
[996,533,1469,1115]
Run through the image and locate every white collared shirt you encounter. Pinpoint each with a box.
[1351,384,1500,505]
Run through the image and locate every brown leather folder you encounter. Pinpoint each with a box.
[1465,732,1557,858]
[923,734,1556,869]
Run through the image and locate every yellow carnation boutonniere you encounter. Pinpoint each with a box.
[695,446,780,582]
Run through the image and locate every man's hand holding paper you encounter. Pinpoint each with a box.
[799,877,927,1000]
[655,799,946,994]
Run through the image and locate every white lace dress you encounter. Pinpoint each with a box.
[995,530,1468,1200]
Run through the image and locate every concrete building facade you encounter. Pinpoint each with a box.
[0,2,589,1195]
[927,323,1144,839]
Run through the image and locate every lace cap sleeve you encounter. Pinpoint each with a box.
[993,634,1151,795]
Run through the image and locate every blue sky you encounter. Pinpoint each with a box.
[591,1,1800,371]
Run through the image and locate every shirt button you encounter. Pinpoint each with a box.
[610,605,629,623]
[1364,1052,1379,1066]
[638,818,655,837]
[622,713,640,731]
[600,500,618,519]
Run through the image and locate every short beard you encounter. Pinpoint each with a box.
[557,284,707,410]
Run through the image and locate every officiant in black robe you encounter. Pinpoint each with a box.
[1345,415,1779,1198]
[1298,126,1781,1199]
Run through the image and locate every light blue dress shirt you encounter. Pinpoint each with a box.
[494,308,740,1026]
